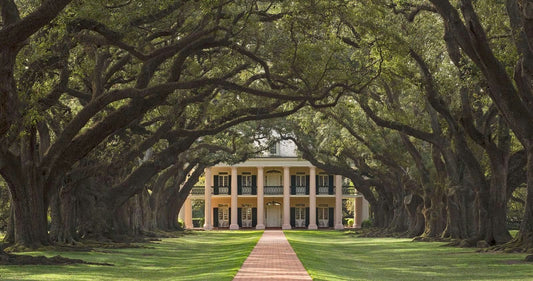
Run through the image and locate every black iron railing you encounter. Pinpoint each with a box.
[264,186,283,195]
[190,186,205,195]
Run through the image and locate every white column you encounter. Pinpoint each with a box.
[355,196,362,228]
[308,166,318,230]
[334,175,344,230]
[203,168,213,230]
[362,197,370,221]
[178,203,185,224]
[184,198,193,229]
[230,167,239,230]
[282,166,291,230]
[256,166,265,230]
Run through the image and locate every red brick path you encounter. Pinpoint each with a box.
[233,230,312,281]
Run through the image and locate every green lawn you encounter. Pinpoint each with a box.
[284,230,532,281]
[0,231,263,281]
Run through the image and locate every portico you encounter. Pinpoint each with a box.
[184,140,370,230]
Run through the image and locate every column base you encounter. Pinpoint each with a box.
[230,224,240,230]
[282,224,292,230]
[308,224,318,230]
[203,225,213,230]
[255,224,266,230]
[334,224,345,230]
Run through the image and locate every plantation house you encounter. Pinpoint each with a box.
[181,140,369,230]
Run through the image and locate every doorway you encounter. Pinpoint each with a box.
[265,203,282,227]
[295,207,306,228]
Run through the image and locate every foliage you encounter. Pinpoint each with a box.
[508,187,527,230]
[361,219,373,228]
[0,177,9,232]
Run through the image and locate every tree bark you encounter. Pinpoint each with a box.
[514,148,533,250]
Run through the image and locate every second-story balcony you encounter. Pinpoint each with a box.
[342,186,358,195]
[317,186,332,195]
[213,186,230,195]
[190,186,205,195]
[292,186,308,195]
[194,185,357,197]
[264,185,283,195]
[239,186,257,195]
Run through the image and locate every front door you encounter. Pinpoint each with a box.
[242,207,252,228]
[218,207,229,227]
[295,207,306,228]
[318,207,329,227]
[265,205,282,227]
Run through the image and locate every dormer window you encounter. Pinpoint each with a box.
[269,143,278,155]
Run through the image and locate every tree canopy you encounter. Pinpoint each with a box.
[0,0,532,255]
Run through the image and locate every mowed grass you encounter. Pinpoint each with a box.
[284,230,532,281]
[0,231,263,281]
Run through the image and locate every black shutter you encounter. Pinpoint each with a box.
[291,175,296,195]
[328,208,334,227]
[328,175,334,195]
[316,175,320,194]
[213,208,219,227]
[237,175,242,195]
[238,208,242,227]
[252,175,257,195]
[252,208,257,227]
[290,207,296,228]
[316,208,319,225]
[305,207,310,227]
[213,175,219,195]
[228,175,232,195]
[305,175,310,195]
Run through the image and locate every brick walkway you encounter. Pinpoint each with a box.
[233,230,312,281]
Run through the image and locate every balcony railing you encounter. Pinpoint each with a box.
[240,186,256,195]
[264,186,283,195]
[213,186,229,195]
[342,186,358,195]
[190,186,205,195]
[293,186,307,195]
[318,186,331,195]
[190,185,358,196]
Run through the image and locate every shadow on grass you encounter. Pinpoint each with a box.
[285,230,532,281]
[0,231,263,281]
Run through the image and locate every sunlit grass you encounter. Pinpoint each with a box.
[0,231,262,281]
[285,230,532,281]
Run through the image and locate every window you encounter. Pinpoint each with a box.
[295,175,306,187]
[218,175,229,187]
[318,208,329,220]
[318,175,329,187]
[295,207,305,220]
[242,207,252,221]
[241,175,253,187]
[269,143,277,155]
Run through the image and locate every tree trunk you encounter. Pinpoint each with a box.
[387,189,408,233]
[9,180,49,248]
[422,191,446,238]
[485,158,513,244]
[4,203,14,243]
[404,194,425,237]
[7,132,49,248]
[513,147,533,250]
